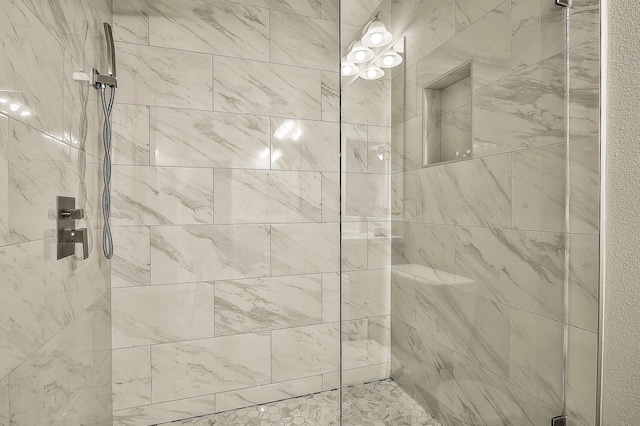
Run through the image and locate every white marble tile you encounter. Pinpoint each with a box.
[150,0,268,60]
[391,269,416,327]
[402,0,455,66]
[341,222,368,272]
[512,144,566,232]
[569,0,600,48]
[342,269,391,320]
[151,333,271,403]
[0,115,8,247]
[113,0,149,44]
[323,363,390,390]
[416,154,512,227]
[272,323,340,382]
[441,104,472,162]
[455,0,503,32]
[214,57,322,119]
[0,0,64,138]
[214,169,321,224]
[342,77,391,127]
[344,173,390,218]
[321,173,340,222]
[322,272,340,323]
[415,283,511,379]
[368,221,391,269]
[321,71,340,122]
[455,227,566,321]
[151,225,270,284]
[441,76,471,112]
[112,347,151,411]
[342,319,370,370]
[214,274,322,336]
[511,0,540,71]
[569,137,600,234]
[0,375,8,426]
[112,166,213,226]
[569,38,600,141]
[112,282,215,347]
[343,123,368,173]
[215,376,324,412]
[112,104,150,166]
[270,11,338,70]
[392,222,456,284]
[150,108,270,169]
[566,327,598,426]
[116,42,213,110]
[112,226,151,288]
[399,116,422,172]
[368,316,391,366]
[340,0,385,26]
[511,309,564,409]
[113,396,216,426]
[568,234,599,332]
[271,118,339,172]
[271,223,339,276]
[540,0,567,61]
[228,0,323,18]
[367,126,392,174]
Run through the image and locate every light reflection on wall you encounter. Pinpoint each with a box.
[0,96,32,118]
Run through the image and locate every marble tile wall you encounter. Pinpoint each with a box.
[0,0,113,425]
[390,1,601,426]
[111,1,390,424]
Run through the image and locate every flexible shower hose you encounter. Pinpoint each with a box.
[100,83,115,259]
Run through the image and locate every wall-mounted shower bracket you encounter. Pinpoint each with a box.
[72,68,117,88]
[57,196,89,260]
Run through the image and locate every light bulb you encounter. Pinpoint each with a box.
[370,32,383,46]
[355,51,366,62]
[362,20,393,47]
[0,98,7,104]
[20,110,31,117]
[9,103,20,112]
[383,55,395,66]
[367,69,377,79]
[342,65,353,75]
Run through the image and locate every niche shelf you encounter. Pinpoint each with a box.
[422,63,473,166]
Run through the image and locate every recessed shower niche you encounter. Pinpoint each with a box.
[422,63,473,166]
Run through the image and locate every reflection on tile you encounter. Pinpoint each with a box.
[271,223,339,276]
[455,227,565,320]
[112,226,151,288]
[112,104,150,166]
[270,11,338,70]
[342,269,390,320]
[116,43,213,109]
[112,282,215,347]
[569,137,600,234]
[342,78,391,127]
[215,275,322,336]
[152,333,271,403]
[272,323,339,382]
[214,169,321,224]
[511,309,563,408]
[151,108,270,169]
[150,0,268,60]
[112,166,214,226]
[215,376,324,413]
[368,126,391,174]
[368,221,391,269]
[151,225,270,284]
[113,347,151,411]
[113,0,149,44]
[322,71,340,122]
[416,154,512,227]
[271,118,339,172]
[214,57,321,119]
[569,38,600,141]
[113,395,216,426]
[566,327,597,426]
[512,144,566,232]
[415,283,511,379]
[568,234,599,332]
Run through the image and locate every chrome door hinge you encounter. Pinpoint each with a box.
[552,416,567,426]
[556,0,571,7]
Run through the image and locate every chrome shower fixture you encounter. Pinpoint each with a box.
[73,23,117,88]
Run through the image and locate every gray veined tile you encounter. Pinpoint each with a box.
[455,0,504,33]
[0,375,7,426]
[344,173,390,218]
[270,223,339,276]
[540,0,567,61]
[568,234,599,333]
[270,11,338,71]
[112,282,215,348]
[455,227,566,321]
[321,173,340,222]
[151,333,271,403]
[150,224,270,284]
[566,326,598,426]
[214,169,322,224]
[214,274,322,336]
[111,166,214,226]
[321,71,340,122]
[368,316,391,366]
[569,137,600,234]
[321,273,340,323]
[342,269,391,320]
[115,42,213,110]
[342,77,391,127]
[227,0,323,18]
[368,221,391,269]
[112,347,151,411]
[569,37,600,141]
[113,395,216,426]
[342,319,369,370]
[400,0,455,66]
[512,0,540,71]
[569,0,600,48]
[113,0,149,44]
[272,323,340,382]
[149,0,269,60]
[340,0,385,27]
[391,269,416,327]
[150,108,270,169]
[112,104,150,166]
[271,118,339,172]
[0,114,8,247]
[111,226,151,288]
[343,123,368,173]
[214,57,322,119]
[341,221,368,272]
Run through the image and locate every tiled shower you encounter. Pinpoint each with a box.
[0,0,601,426]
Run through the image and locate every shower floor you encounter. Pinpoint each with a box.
[161,379,442,426]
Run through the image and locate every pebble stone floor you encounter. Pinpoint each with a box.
[161,379,443,426]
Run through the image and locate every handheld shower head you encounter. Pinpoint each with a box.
[103,23,116,78]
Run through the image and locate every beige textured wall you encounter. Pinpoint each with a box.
[602,0,640,424]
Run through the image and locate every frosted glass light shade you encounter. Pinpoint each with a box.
[362,21,393,47]
[376,50,403,68]
[347,41,375,63]
[341,59,360,76]
[361,66,385,80]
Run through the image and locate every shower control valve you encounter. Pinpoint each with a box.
[57,196,89,261]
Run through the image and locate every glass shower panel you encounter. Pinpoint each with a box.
[341,1,571,425]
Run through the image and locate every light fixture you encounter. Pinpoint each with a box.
[20,110,31,117]
[376,50,403,69]
[362,21,393,47]
[9,103,20,112]
[341,59,359,77]
[361,66,385,80]
[347,41,374,64]
[392,38,405,54]
[0,98,7,104]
